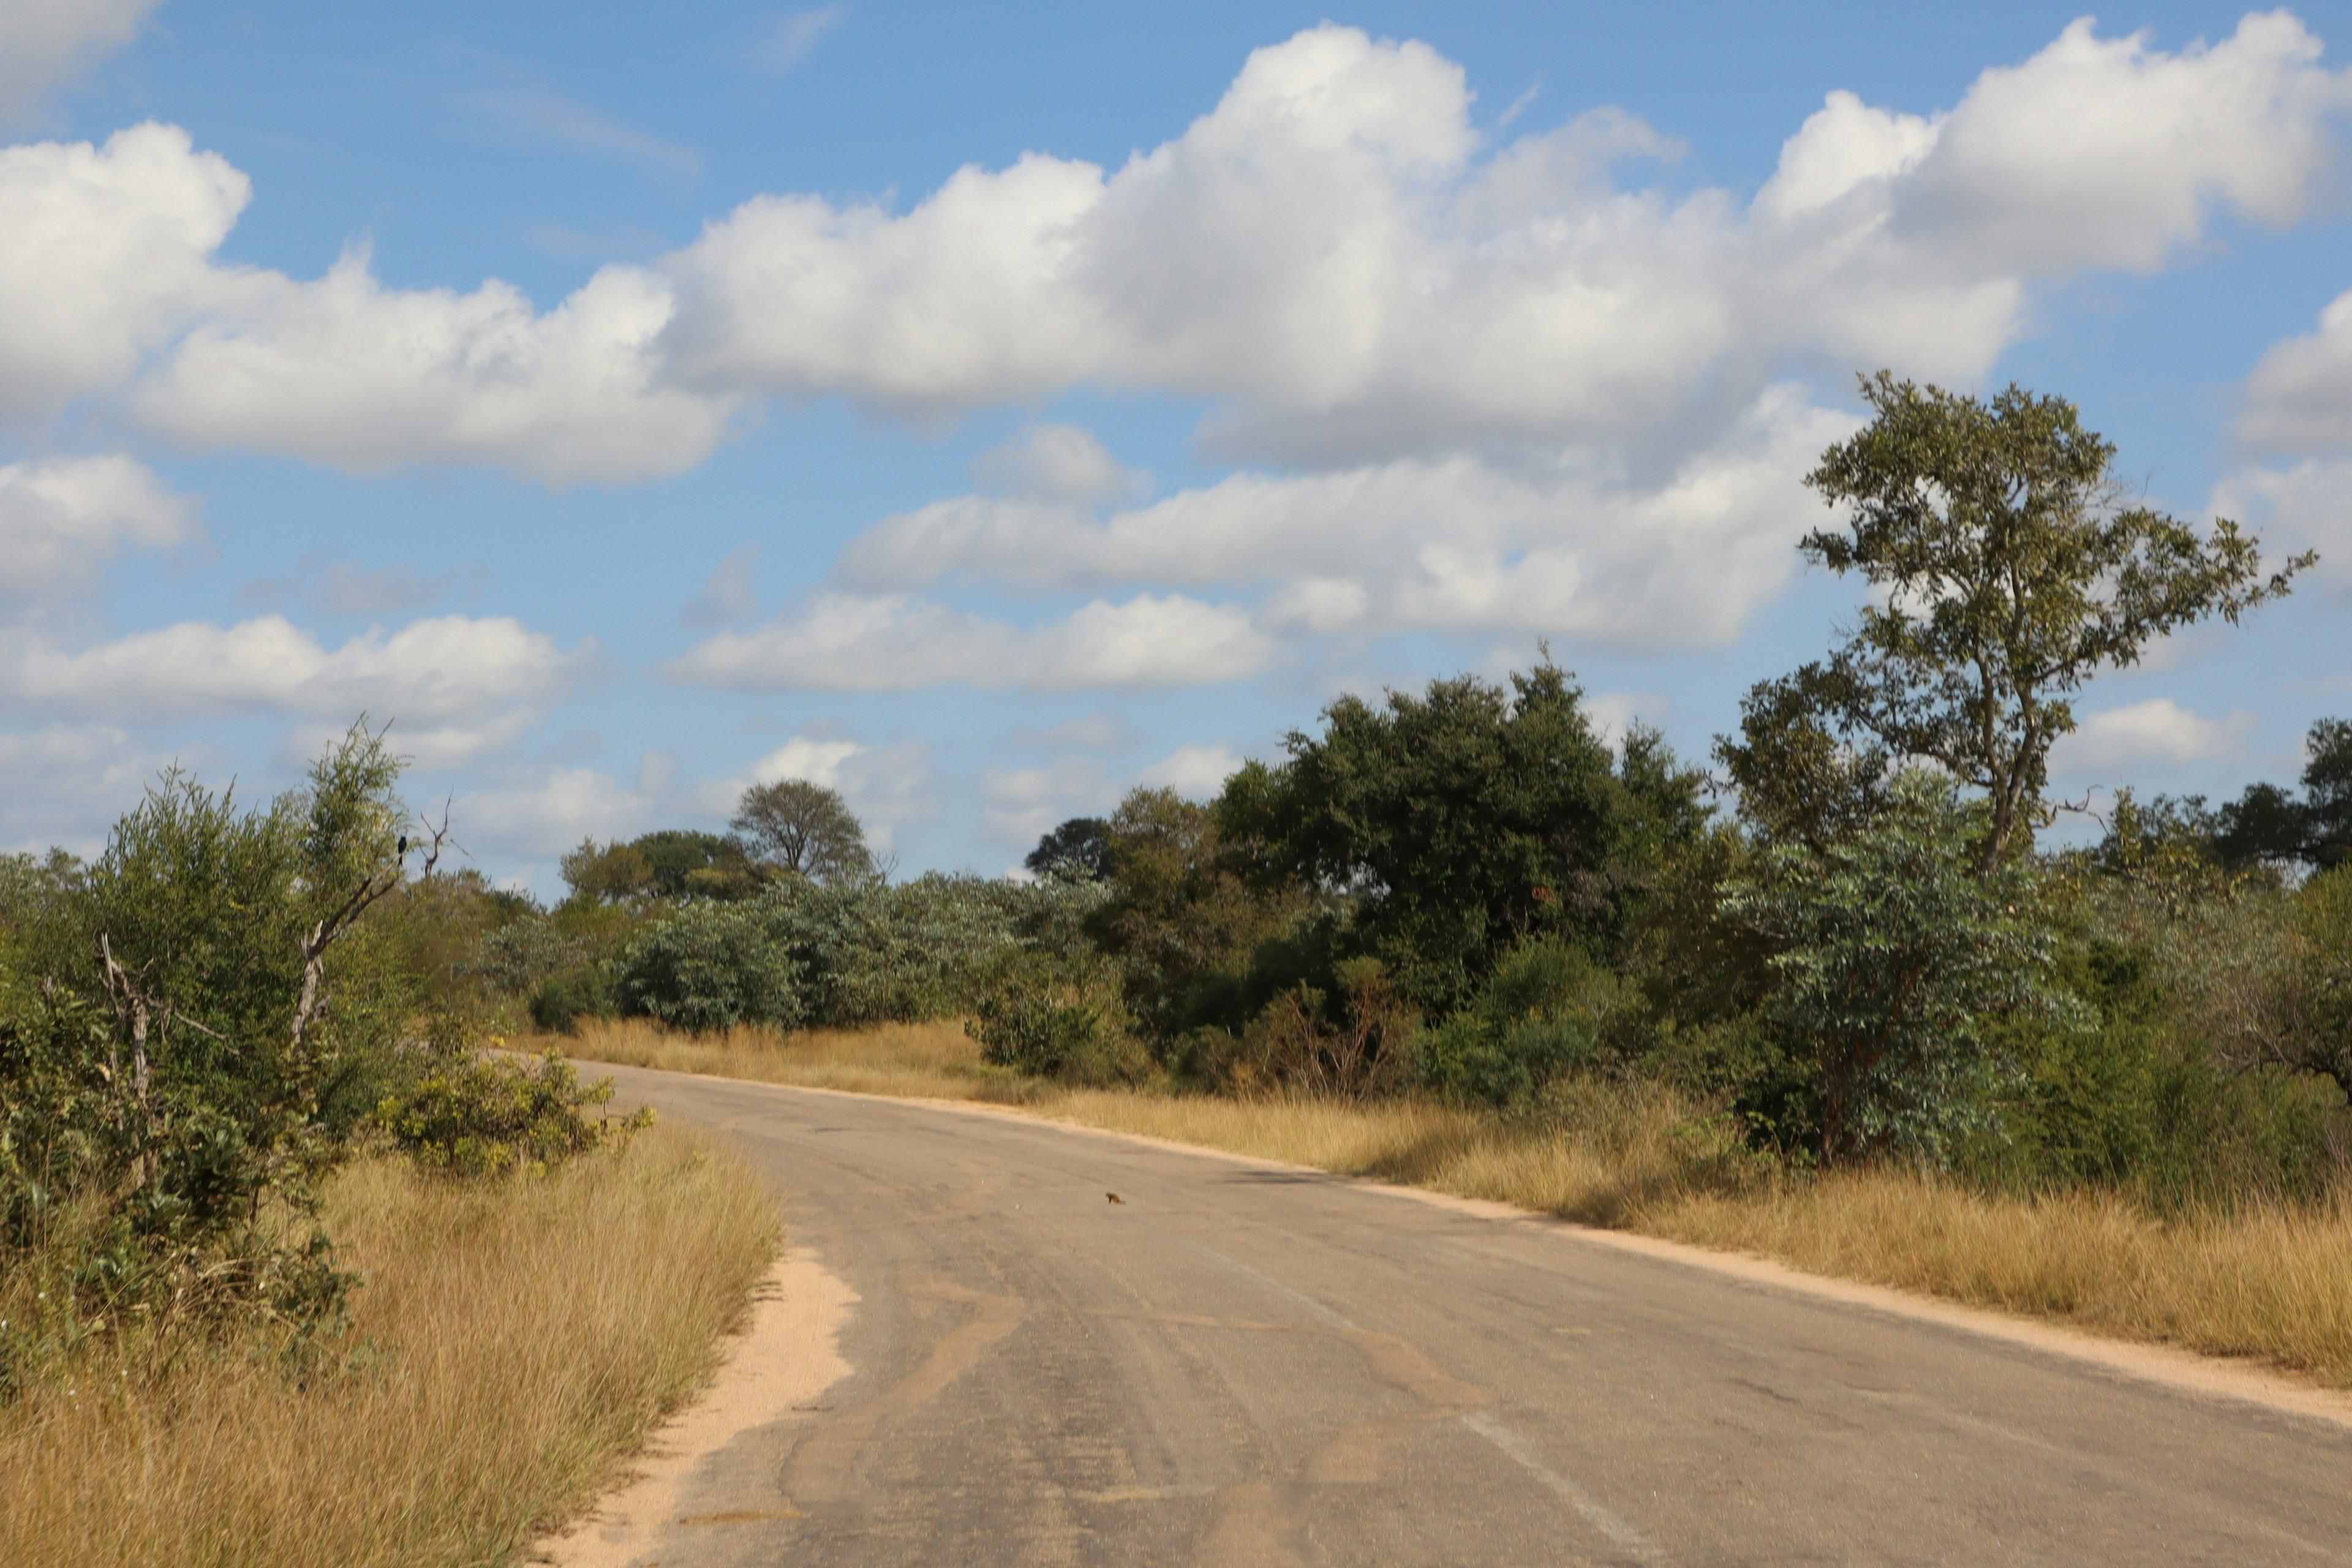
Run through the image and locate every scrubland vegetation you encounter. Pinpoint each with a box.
[0,1123,774,1568]
[0,726,777,1566]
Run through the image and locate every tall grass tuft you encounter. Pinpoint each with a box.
[0,1121,777,1568]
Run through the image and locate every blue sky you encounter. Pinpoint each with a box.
[4,1,2350,891]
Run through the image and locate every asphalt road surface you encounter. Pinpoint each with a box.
[595,1063,2352,1567]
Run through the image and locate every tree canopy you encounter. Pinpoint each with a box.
[1026,816,1114,882]
[729,780,872,884]
[1218,661,1703,1010]
[1723,372,2310,869]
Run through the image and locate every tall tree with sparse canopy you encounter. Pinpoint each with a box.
[1722,372,2311,870]
[730,779,872,884]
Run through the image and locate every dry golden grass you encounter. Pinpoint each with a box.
[557,1016,2352,1389]
[1654,1175,2352,1385]
[568,1014,1030,1101]
[0,1121,778,1568]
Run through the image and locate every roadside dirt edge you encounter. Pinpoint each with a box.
[534,1244,858,1567]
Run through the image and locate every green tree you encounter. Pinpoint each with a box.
[2,723,431,1347]
[1086,788,1302,1041]
[1025,816,1114,882]
[1724,772,2073,1163]
[2209,783,2306,871]
[633,829,763,899]
[1724,372,2309,869]
[2299,718,2352,871]
[1223,662,1700,1010]
[730,780,872,884]
[560,838,655,903]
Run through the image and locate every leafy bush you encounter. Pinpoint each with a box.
[375,1048,651,1179]
[966,951,1139,1084]
[617,899,805,1031]
[0,726,424,1369]
[475,917,596,999]
[1185,956,1419,1099]
[1724,772,2075,1164]
[611,873,1106,1035]
[1419,937,1623,1106]
[529,966,619,1033]
[1215,663,1703,1012]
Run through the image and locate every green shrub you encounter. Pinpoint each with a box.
[1723,771,2075,1164]
[1180,956,1418,1099]
[609,873,1107,1036]
[1,726,424,1371]
[1419,937,1623,1106]
[528,966,618,1033]
[375,1049,650,1180]
[618,899,805,1031]
[966,951,1139,1084]
[2278,864,2352,1102]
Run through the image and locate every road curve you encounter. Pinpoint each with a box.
[593,1062,2352,1567]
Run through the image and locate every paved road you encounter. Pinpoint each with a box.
[597,1063,2352,1567]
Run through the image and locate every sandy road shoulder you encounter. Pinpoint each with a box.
[533,1246,858,1567]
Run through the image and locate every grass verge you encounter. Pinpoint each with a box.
[0,1120,778,1568]
[564,1016,2352,1389]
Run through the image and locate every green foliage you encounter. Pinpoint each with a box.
[2307,718,2352,871]
[966,949,1138,1084]
[1220,661,1702,1012]
[1026,816,1114,882]
[529,967,619,1033]
[477,918,596,1000]
[560,838,656,903]
[617,899,805,1032]
[1186,956,1419,1099]
[2194,717,2352,873]
[1733,372,2307,868]
[560,830,766,903]
[2258,864,2352,1104]
[1724,772,2074,1163]
[1087,787,1306,1043]
[0,723,429,1364]
[608,873,1104,1035]
[375,1049,652,1180]
[2210,783,2308,870]
[1418,937,1624,1106]
[1977,937,2340,1204]
[730,778,872,884]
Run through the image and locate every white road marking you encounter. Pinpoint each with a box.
[1461,1409,1670,1566]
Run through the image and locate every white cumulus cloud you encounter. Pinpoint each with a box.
[661,17,2351,471]
[668,592,1274,692]
[839,386,1852,651]
[132,249,738,483]
[1891,13,2350,276]
[2237,287,2352,458]
[0,453,196,598]
[0,123,250,419]
[0,615,595,760]
[2051,698,2255,774]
